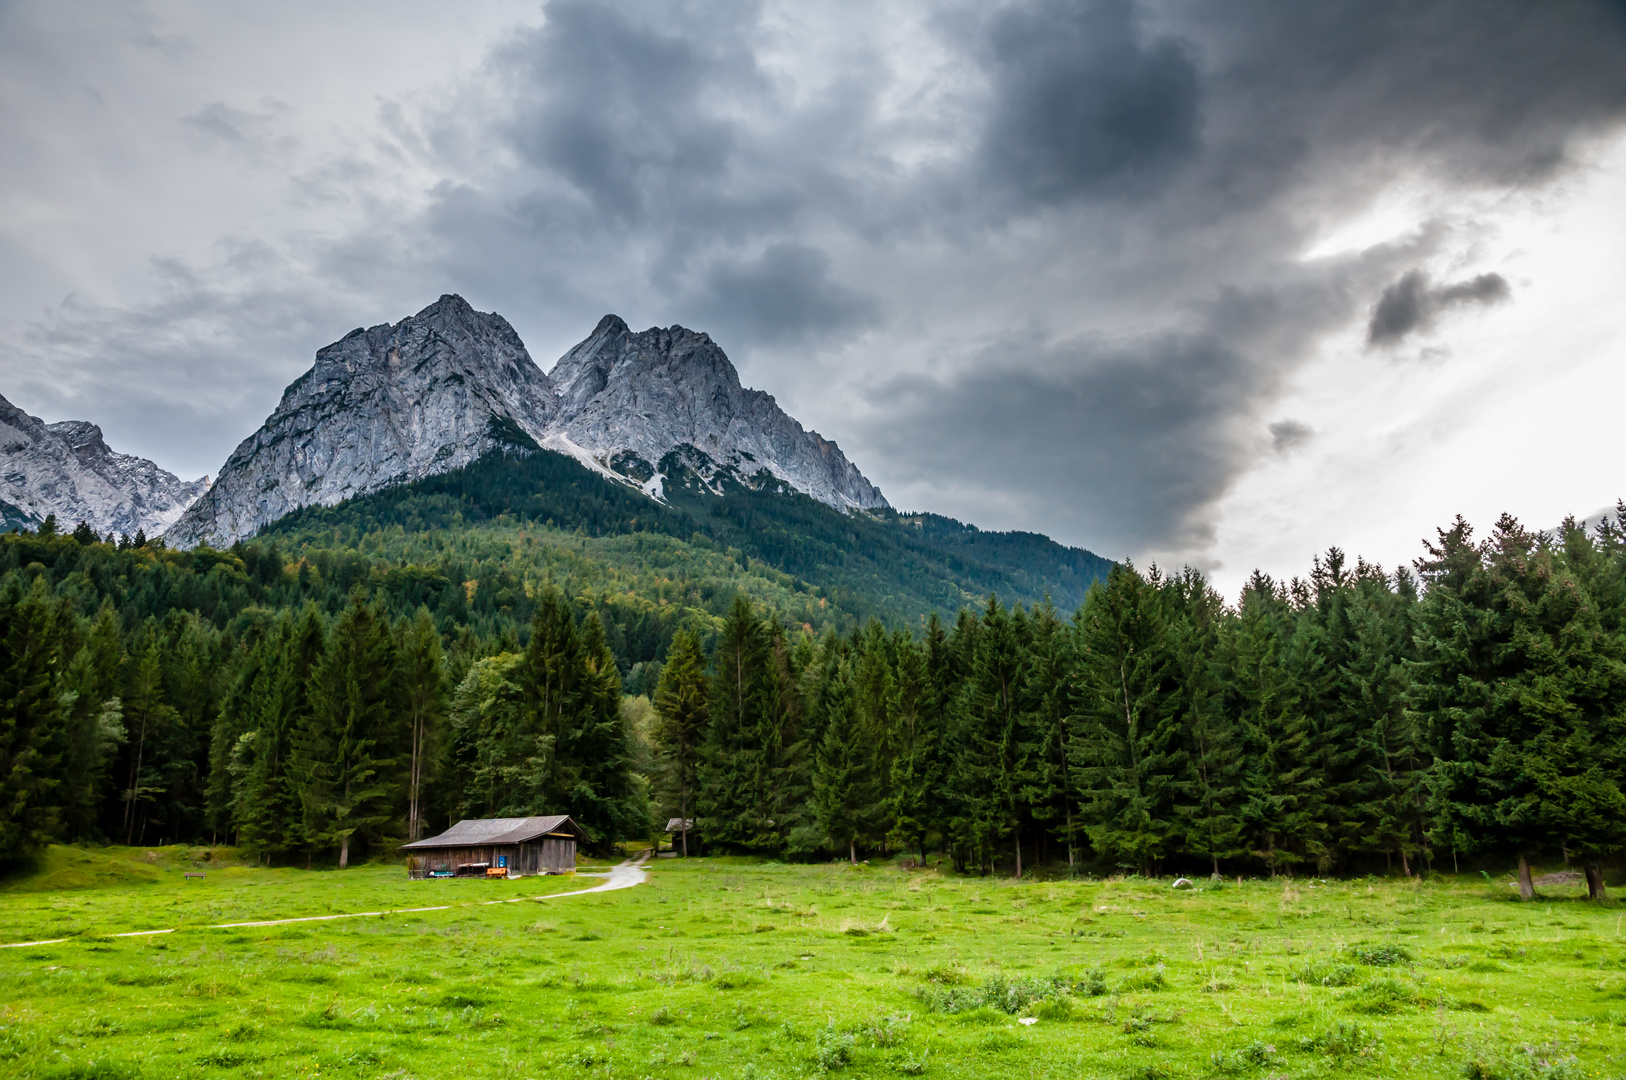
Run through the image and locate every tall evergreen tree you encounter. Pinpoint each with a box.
[295,593,399,867]
[1163,568,1244,877]
[699,595,781,852]
[813,657,873,862]
[1071,565,1187,875]
[1224,572,1323,874]
[653,629,708,856]
[0,577,69,860]
[398,607,447,842]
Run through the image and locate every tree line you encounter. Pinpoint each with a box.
[4,508,1625,896]
[645,509,1626,898]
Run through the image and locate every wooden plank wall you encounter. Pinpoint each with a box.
[408,839,575,877]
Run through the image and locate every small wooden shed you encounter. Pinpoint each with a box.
[402,815,586,879]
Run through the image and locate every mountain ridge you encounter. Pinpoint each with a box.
[167,295,886,548]
[0,392,209,536]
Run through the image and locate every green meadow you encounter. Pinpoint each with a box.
[2,849,1624,1080]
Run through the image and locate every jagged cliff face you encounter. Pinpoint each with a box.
[545,315,888,510]
[166,295,887,548]
[167,295,557,548]
[0,394,209,537]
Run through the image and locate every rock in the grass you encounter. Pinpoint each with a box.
[1171,877,1194,889]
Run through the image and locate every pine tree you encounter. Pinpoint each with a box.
[398,607,447,842]
[1421,514,1626,898]
[1071,564,1187,875]
[449,652,545,817]
[59,600,126,841]
[950,596,1029,876]
[1224,572,1322,874]
[699,595,780,852]
[235,606,325,862]
[0,577,69,860]
[886,627,939,862]
[653,629,708,855]
[1163,568,1244,877]
[296,593,399,868]
[119,639,178,846]
[1347,563,1426,875]
[563,612,637,843]
[1023,601,1077,869]
[813,657,873,862]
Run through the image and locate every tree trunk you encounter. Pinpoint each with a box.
[1586,862,1608,900]
[1399,848,1411,877]
[1211,854,1220,879]
[1013,826,1022,880]
[849,838,857,865]
[339,835,351,870]
[681,788,689,858]
[1066,803,1076,871]
[1517,854,1534,900]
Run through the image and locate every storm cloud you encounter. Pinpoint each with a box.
[1367,270,1511,346]
[3,0,1626,570]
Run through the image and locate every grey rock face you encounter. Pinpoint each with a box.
[546,316,888,511]
[167,294,557,548]
[166,295,886,548]
[0,394,208,537]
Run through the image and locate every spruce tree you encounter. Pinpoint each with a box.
[1071,564,1187,875]
[449,652,543,817]
[398,607,447,842]
[119,639,179,846]
[0,577,68,860]
[653,629,708,855]
[700,595,779,852]
[813,657,874,861]
[1163,568,1244,877]
[1224,572,1323,874]
[1022,601,1077,869]
[1347,563,1426,874]
[296,593,399,867]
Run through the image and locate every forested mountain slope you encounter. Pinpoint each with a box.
[258,446,1113,627]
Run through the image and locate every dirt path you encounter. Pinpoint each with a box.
[1,851,652,948]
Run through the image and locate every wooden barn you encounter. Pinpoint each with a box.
[401,815,586,879]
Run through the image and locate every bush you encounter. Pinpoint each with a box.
[1348,943,1413,966]
[1295,961,1360,986]
[1345,975,1421,1014]
[815,1025,857,1071]
[915,972,1080,1015]
[1462,1042,1581,1080]
[1298,1020,1381,1058]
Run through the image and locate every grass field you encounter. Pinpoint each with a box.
[2,848,1624,1080]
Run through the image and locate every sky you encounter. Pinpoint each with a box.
[3,0,1626,598]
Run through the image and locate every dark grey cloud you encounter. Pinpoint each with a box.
[684,243,879,347]
[977,0,1202,205]
[869,330,1263,556]
[1367,270,1511,346]
[1269,419,1314,454]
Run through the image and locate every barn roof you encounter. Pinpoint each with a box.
[401,815,585,850]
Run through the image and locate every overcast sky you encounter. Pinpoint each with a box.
[4,0,1626,597]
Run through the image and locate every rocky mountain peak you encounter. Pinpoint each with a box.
[165,295,558,548]
[543,317,887,512]
[164,296,887,548]
[0,393,208,536]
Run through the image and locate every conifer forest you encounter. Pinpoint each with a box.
[4,503,1626,892]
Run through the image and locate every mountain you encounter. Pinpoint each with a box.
[166,295,558,549]
[545,315,887,510]
[167,296,886,548]
[0,393,209,537]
